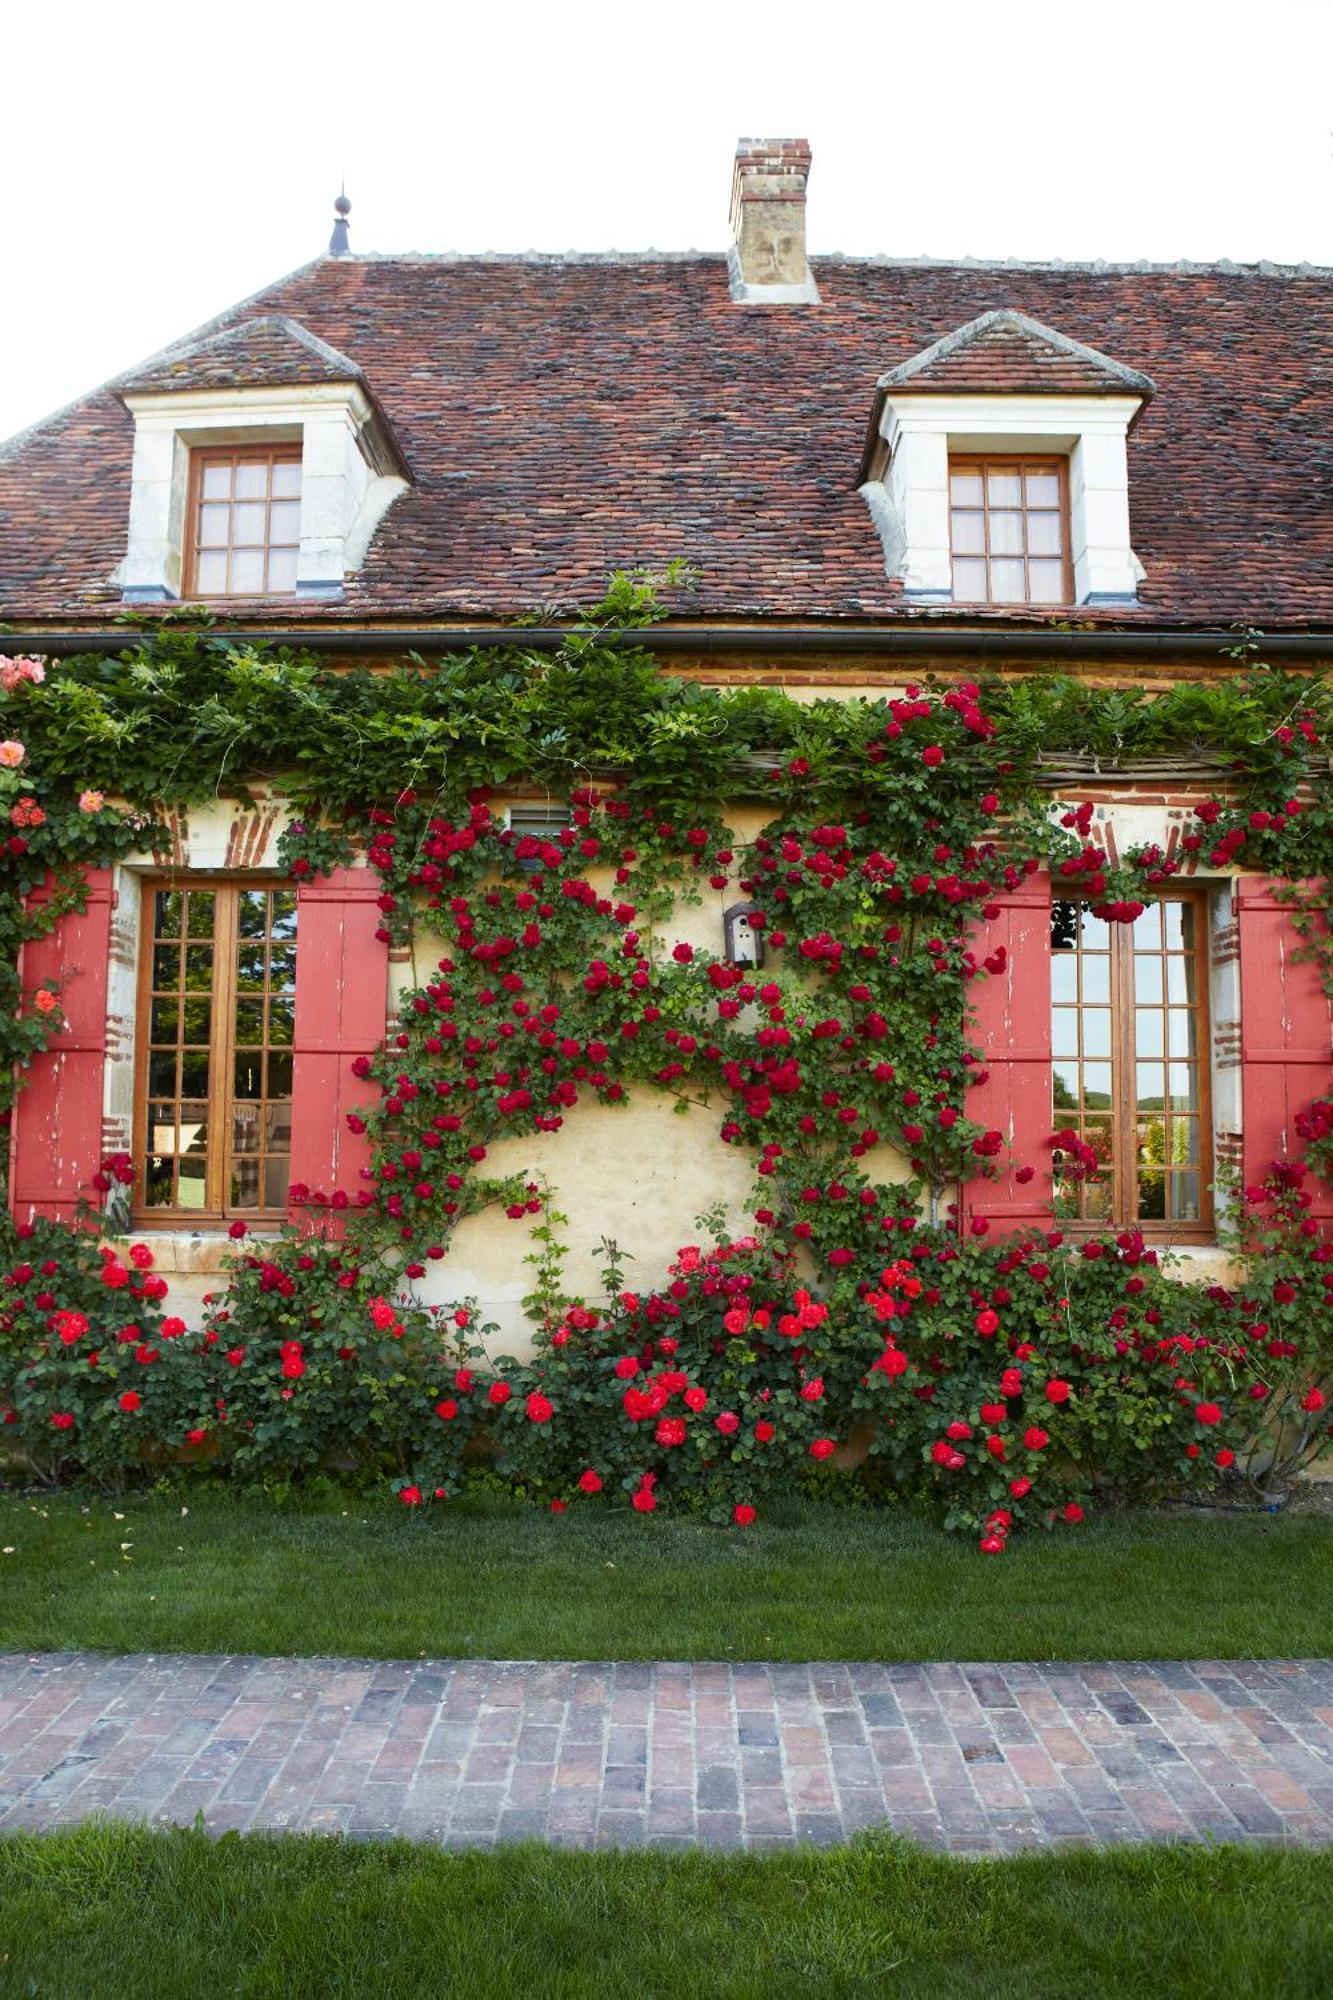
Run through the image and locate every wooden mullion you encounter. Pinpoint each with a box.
[1112,921,1137,1228]
[211,887,240,1218]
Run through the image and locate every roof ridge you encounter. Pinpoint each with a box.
[324,247,1333,279]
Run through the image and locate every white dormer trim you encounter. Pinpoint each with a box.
[117,382,409,604]
[861,392,1147,606]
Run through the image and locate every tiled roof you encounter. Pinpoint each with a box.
[115,314,365,395]
[873,308,1156,399]
[2,252,1332,628]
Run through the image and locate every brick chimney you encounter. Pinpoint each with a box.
[728,138,818,303]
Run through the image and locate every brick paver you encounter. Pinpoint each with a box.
[1,1654,1331,1852]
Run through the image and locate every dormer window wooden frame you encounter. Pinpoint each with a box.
[948,454,1073,607]
[184,445,303,599]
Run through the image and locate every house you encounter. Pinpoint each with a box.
[1,139,1331,1342]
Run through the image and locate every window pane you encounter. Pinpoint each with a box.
[234,1053,263,1102]
[1165,903,1190,951]
[268,944,297,992]
[197,504,230,548]
[230,549,266,594]
[187,893,215,938]
[180,996,212,1042]
[183,944,214,992]
[1053,1059,1080,1110]
[1133,903,1164,951]
[1082,1062,1112,1108]
[236,942,267,990]
[987,470,1022,506]
[200,462,231,500]
[1051,1009,1080,1059]
[1168,1172,1200,1221]
[267,998,295,1046]
[150,995,179,1042]
[1025,472,1060,507]
[232,1099,262,1155]
[988,511,1024,556]
[271,892,298,940]
[1027,512,1063,556]
[233,461,267,499]
[1136,1063,1165,1111]
[1136,1011,1164,1057]
[264,1158,292,1207]
[1081,1009,1111,1059]
[950,471,984,505]
[1168,1063,1198,1112]
[267,548,299,594]
[951,511,985,555]
[271,458,302,499]
[152,944,181,990]
[952,557,988,601]
[269,500,301,544]
[1138,1170,1166,1220]
[1167,1010,1196,1057]
[1051,953,1078,1003]
[1082,1177,1113,1221]
[1027,561,1066,604]
[989,558,1026,603]
[180,1050,210,1097]
[195,550,227,594]
[232,502,267,546]
[148,1051,178,1098]
[1134,955,1163,1002]
[178,1105,209,1154]
[1080,952,1110,1003]
[266,1050,294,1098]
[177,1155,208,1210]
[234,999,266,1042]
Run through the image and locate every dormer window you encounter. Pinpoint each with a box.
[858,310,1154,608]
[114,314,409,605]
[948,456,1071,606]
[187,447,303,597]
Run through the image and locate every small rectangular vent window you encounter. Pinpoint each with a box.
[506,804,572,874]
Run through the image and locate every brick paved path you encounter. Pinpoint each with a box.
[2,1653,1331,1853]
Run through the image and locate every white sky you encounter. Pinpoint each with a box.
[4,0,1331,443]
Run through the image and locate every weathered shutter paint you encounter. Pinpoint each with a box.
[1237,876,1333,1217]
[10,868,114,1225]
[959,871,1054,1237]
[288,869,389,1230]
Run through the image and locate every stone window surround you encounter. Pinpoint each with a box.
[860,392,1146,606]
[118,383,409,605]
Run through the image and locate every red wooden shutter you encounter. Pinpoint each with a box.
[1237,875,1333,1221]
[959,871,1054,1237]
[288,869,389,1231]
[10,868,114,1226]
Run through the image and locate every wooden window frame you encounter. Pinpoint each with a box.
[183,443,302,600]
[1052,888,1215,1241]
[131,874,297,1227]
[948,453,1073,608]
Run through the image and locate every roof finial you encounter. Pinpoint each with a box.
[328,185,351,257]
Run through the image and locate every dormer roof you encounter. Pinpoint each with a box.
[114,314,367,397]
[875,308,1156,401]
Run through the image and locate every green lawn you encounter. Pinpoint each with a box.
[1,1489,1328,1660]
[0,1822,1325,2000]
